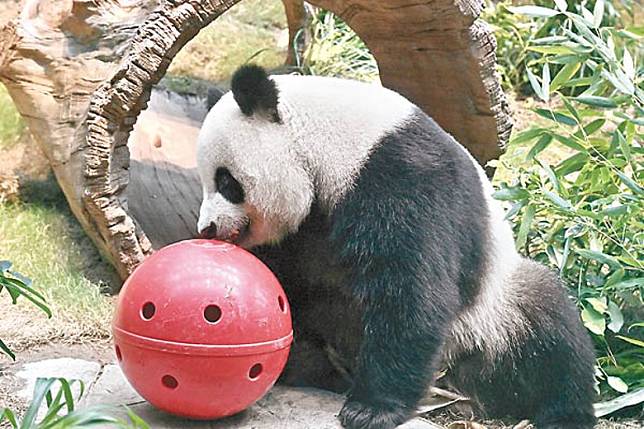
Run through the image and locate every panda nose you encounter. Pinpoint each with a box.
[198,222,218,240]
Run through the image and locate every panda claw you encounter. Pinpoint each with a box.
[338,399,411,429]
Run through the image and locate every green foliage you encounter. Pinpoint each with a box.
[1,377,148,429]
[0,261,51,360]
[296,9,378,82]
[492,1,643,406]
[483,0,641,94]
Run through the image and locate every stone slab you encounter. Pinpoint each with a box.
[15,358,102,420]
[80,364,141,407]
[84,362,441,428]
[16,358,102,400]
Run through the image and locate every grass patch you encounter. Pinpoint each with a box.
[168,0,287,83]
[0,84,25,150]
[0,178,115,334]
[299,10,379,82]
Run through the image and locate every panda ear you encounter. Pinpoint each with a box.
[231,65,281,123]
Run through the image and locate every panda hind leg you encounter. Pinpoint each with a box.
[446,260,597,428]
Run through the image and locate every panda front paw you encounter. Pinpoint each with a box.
[338,398,412,429]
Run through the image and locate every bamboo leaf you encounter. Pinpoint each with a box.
[556,152,589,176]
[516,204,536,250]
[554,0,567,12]
[607,376,628,393]
[615,130,631,162]
[586,297,608,314]
[607,300,624,333]
[527,68,546,101]
[580,119,606,137]
[601,69,634,95]
[561,97,582,123]
[527,134,553,160]
[582,306,606,335]
[574,95,618,108]
[508,6,560,18]
[551,62,581,91]
[532,36,569,45]
[551,134,586,152]
[542,63,551,101]
[610,278,644,290]
[603,267,625,288]
[560,76,595,88]
[510,128,547,145]
[581,6,595,24]
[544,190,573,210]
[593,0,605,28]
[616,335,644,347]
[492,187,530,201]
[615,171,644,195]
[538,160,560,192]
[575,249,621,269]
[528,45,576,55]
[535,109,577,126]
[505,200,526,220]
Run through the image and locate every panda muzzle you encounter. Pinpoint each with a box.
[197,222,218,240]
[198,220,250,244]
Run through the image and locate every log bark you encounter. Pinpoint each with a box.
[0,0,511,280]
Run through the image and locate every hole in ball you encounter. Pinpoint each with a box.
[248,363,263,380]
[162,374,178,389]
[204,305,222,323]
[141,302,155,320]
[115,346,122,361]
[278,296,286,313]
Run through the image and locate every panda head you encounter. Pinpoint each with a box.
[196,65,314,248]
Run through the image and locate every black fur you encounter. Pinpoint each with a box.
[231,64,281,122]
[255,110,596,429]
[215,167,245,204]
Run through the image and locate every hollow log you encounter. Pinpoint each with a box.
[0,0,511,279]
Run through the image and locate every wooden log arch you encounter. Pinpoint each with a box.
[1,0,511,279]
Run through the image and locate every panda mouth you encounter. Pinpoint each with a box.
[226,220,250,244]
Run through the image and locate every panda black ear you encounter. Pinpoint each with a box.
[231,65,281,123]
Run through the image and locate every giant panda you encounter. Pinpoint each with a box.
[195,65,597,429]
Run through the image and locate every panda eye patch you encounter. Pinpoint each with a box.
[215,167,245,204]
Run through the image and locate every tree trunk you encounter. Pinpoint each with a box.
[0,0,511,280]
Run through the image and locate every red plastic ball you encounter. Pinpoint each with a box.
[112,239,292,419]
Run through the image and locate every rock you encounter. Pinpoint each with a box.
[15,358,102,420]
[16,358,102,400]
[80,364,141,407]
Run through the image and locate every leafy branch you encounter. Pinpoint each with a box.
[0,260,51,360]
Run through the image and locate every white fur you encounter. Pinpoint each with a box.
[447,144,528,359]
[196,75,415,246]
